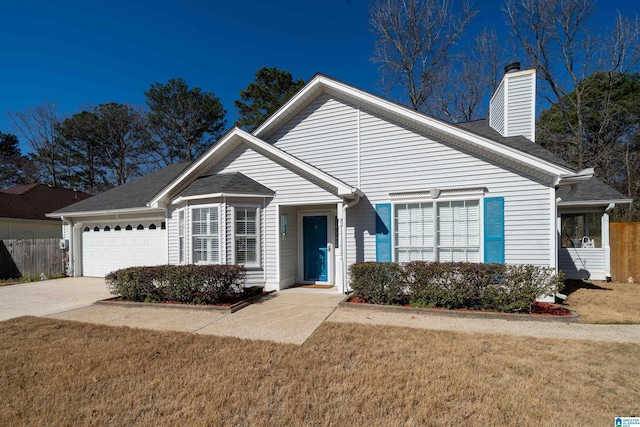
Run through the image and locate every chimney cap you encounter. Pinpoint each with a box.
[504,62,521,74]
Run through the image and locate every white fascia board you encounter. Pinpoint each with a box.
[255,74,574,179]
[149,128,357,207]
[553,168,594,186]
[558,199,632,207]
[46,206,165,219]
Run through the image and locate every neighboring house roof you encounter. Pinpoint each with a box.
[50,163,190,215]
[0,184,92,221]
[557,178,632,207]
[179,172,275,198]
[453,119,575,171]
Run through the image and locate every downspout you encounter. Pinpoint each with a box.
[62,216,74,277]
[341,192,362,294]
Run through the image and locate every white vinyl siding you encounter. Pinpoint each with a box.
[489,70,535,141]
[265,97,552,268]
[192,206,220,264]
[267,94,359,184]
[207,144,341,288]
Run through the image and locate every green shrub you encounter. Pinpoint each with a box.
[350,261,564,313]
[349,262,407,305]
[105,264,247,304]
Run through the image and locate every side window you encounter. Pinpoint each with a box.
[234,207,259,267]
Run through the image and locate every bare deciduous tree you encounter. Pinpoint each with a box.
[8,101,66,187]
[435,28,504,122]
[504,0,640,169]
[370,0,478,114]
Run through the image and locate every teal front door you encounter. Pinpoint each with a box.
[303,215,328,282]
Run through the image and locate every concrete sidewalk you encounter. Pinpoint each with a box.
[328,305,640,343]
[48,287,347,345]
[4,278,640,345]
[0,277,111,321]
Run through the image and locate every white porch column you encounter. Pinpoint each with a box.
[336,202,345,293]
[602,212,611,279]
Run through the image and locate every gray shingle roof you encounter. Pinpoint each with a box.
[557,177,631,205]
[454,119,575,171]
[179,172,274,197]
[52,162,190,214]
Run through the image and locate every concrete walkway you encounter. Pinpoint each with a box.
[48,287,346,345]
[3,278,640,345]
[329,306,640,343]
[0,277,111,321]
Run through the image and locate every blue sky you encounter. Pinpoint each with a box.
[2,0,638,153]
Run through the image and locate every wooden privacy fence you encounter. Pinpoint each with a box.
[0,239,66,279]
[610,222,640,283]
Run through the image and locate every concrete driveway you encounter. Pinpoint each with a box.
[0,277,111,321]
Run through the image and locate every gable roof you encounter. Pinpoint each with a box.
[177,172,274,199]
[557,178,632,207]
[0,184,92,221]
[149,127,360,207]
[253,74,579,182]
[49,162,189,216]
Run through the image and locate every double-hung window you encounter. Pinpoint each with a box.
[178,209,185,263]
[394,199,480,262]
[234,207,259,267]
[192,206,219,264]
[437,200,480,262]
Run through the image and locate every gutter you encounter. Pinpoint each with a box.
[553,168,594,187]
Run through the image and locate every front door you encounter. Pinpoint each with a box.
[303,215,328,282]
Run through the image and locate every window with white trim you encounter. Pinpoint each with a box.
[178,209,185,263]
[437,200,480,262]
[394,200,480,262]
[234,207,259,267]
[192,206,219,264]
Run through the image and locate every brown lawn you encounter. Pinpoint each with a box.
[565,280,640,323]
[1,316,640,426]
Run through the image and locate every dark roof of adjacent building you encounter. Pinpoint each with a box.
[0,184,92,221]
[179,172,274,197]
[556,177,632,205]
[454,119,575,171]
[52,163,190,214]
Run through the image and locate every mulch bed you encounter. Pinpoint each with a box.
[348,297,573,317]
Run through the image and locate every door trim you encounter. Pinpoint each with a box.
[297,211,334,284]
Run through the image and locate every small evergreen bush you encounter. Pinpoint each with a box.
[349,262,407,305]
[105,264,247,304]
[349,261,564,313]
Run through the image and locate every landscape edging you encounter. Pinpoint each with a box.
[338,299,581,323]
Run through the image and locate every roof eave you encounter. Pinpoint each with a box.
[255,75,576,178]
[46,206,165,219]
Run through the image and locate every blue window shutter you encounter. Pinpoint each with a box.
[375,203,392,262]
[484,197,505,264]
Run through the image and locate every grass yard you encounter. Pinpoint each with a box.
[1,317,639,426]
[565,281,640,323]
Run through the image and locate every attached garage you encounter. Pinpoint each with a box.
[81,222,168,277]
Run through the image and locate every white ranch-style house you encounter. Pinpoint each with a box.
[49,65,631,293]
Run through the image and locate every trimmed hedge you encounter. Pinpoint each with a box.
[349,261,564,313]
[105,264,247,304]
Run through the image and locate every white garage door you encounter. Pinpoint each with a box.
[82,222,168,277]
